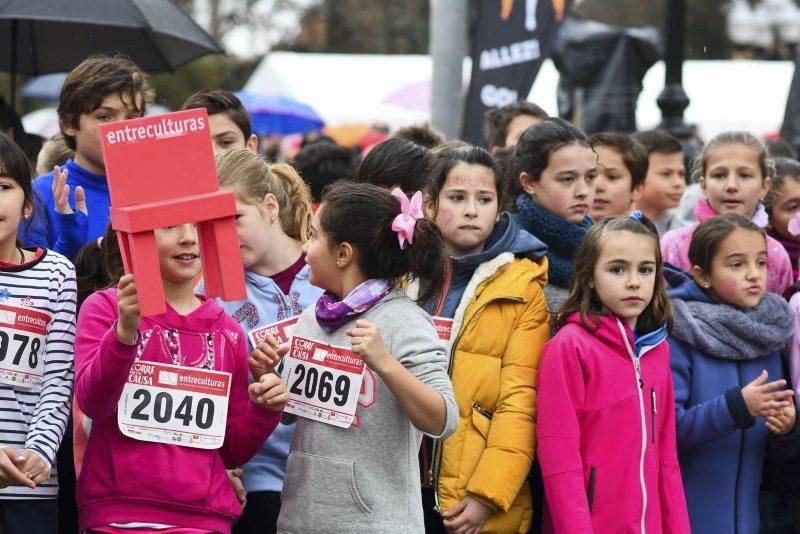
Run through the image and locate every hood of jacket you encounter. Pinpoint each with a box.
[449,212,547,282]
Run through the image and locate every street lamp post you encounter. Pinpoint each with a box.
[657,0,692,142]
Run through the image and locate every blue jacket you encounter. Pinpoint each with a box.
[668,281,800,534]
[200,264,323,493]
[24,159,110,262]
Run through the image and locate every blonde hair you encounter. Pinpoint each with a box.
[215,149,312,241]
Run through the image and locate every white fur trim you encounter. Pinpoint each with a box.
[449,252,515,347]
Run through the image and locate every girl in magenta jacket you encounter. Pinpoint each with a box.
[536,213,690,533]
[74,223,288,533]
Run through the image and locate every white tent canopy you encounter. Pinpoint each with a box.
[244,52,795,140]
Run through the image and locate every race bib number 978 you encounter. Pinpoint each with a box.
[0,304,51,388]
[117,362,231,449]
[281,336,365,428]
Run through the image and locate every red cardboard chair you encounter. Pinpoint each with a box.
[99,108,246,316]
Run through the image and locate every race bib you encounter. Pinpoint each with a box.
[249,316,298,347]
[117,362,231,449]
[281,336,364,428]
[0,304,51,388]
[432,317,454,342]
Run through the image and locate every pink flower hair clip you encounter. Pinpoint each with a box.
[390,188,424,249]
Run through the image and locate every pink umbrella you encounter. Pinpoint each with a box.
[381,80,431,112]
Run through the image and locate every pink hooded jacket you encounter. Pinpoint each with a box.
[74,288,281,533]
[660,199,793,295]
[536,313,690,534]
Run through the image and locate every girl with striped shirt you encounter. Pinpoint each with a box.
[0,132,77,533]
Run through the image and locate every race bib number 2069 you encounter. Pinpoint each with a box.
[281,336,365,429]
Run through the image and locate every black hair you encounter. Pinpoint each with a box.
[292,142,359,203]
[352,137,435,195]
[74,224,123,311]
[512,117,591,201]
[180,89,252,139]
[393,123,446,150]
[0,132,37,238]
[688,213,763,275]
[483,100,548,149]
[319,181,447,305]
[425,145,503,214]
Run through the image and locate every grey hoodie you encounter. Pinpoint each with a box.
[277,289,458,534]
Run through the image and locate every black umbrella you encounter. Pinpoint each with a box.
[0,0,224,107]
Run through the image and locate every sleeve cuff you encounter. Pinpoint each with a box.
[725,387,756,429]
[24,448,52,469]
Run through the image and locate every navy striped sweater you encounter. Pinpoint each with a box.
[0,248,76,499]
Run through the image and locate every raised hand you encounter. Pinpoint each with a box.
[116,274,140,345]
[52,165,87,216]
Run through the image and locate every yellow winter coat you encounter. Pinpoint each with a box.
[433,252,550,533]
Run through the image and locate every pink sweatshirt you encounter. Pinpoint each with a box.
[661,199,793,295]
[74,288,280,533]
[536,313,690,533]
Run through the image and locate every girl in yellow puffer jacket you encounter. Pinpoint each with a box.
[419,145,550,533]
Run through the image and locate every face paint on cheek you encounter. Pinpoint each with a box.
[716,277,740,300]
[436,208,455,228]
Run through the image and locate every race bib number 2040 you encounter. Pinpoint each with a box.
[117,362,231,449]
[282,336,365,429]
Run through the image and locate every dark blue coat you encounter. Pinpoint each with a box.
[668,281,800,534]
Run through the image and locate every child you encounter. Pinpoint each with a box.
[483,100,548,152]
[180,89,259,155]
[203,149,322,534]
[512,117,598,313]
[631,129,688,235]
[536,213,690,533]
[0,133,77,533]
[23,54,154,262]
[668,213,799,533]
[765,156,800,279]
[74,222,287,532]
[352,137,435,196]
[276,181,457,532]
[421,145,549,533]
[661,131,793,295]
[589,132,649,219]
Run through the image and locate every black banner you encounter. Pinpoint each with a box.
[462,0,569,145]
[781,46,800,155]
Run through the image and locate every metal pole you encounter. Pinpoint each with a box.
[430,0,467,139]
[10,19,17,109]
[656,0,691,141]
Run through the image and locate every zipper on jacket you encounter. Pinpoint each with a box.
[472,403,494,420]
[587,467,597,513]
[430,294,524,516]
[734,363,745,534]
[617,320,648,534]
[650,388,656,444]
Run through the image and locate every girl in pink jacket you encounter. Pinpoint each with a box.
[536,213,690,533]
[74,223,288,533]
[660,131,793,295]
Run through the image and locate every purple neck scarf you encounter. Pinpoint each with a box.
[315,279,395,333]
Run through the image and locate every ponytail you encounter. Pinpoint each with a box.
[267,163,313,241]
[216,149,313,242]
[319,181,447,305]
